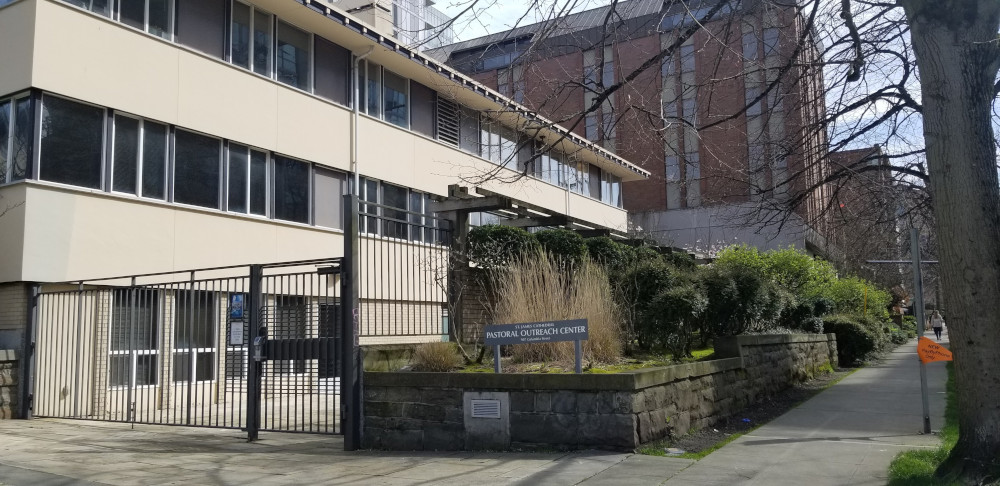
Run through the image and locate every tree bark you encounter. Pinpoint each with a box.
[898,0,1000,482]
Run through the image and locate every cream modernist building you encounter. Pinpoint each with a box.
[0,0,647,347]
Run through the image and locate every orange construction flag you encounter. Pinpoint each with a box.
[917,336,953,364]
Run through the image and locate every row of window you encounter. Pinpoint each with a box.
[59,0,626,208]
[108,289,326,387]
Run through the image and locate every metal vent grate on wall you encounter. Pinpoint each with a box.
[470,399,502,419]
[436,97,460,147]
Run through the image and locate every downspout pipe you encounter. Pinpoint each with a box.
[351,46,376,195]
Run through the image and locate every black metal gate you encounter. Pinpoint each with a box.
[25,195,453,449]
[27,258,354,440]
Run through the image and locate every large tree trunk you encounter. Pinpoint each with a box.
[899,0,1000,482]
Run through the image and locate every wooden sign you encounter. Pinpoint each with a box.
[917,336,953,364]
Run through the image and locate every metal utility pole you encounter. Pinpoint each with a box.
[866,227,934,434]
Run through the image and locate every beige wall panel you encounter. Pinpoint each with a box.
[21,186,345,282]
[32,0,179,122]
[0,185,27,282]
[0,1,35,96]
[356,118,420,191]
[274,90,351,170]
[175,54,278,147]
[568,193,628,232]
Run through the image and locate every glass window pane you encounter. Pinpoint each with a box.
[175,290,215,349]
[230,1,251,69]
[195,351,215,381]
[40,96,104,189]
[366,62,381,116]
[173,352,191,382]
[112,116,139,195]
[273,156,309,224]
[383,70,408,128]
[11,98,31,181]
[408,191,423,242]
[109,355,130,387]
[276,20,311,91]
[360,178,378,234]
[119,0,145,30]
[314,166,345,229]
[176,0,225,59]
[249,150,267,216]
[459,106,479,154]
[148,0,171,39]
[382,184,407,239]
[314,36,350,105]
[228,144,248,213]
[173,130,221,209]
[136,355,157,385]
[253,10,272,76]
[110,289,160,351]
[141,121,167,199]
[0,100,9,183]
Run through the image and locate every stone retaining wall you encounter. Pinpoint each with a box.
[0,349,18,419]
[363,333,837,451]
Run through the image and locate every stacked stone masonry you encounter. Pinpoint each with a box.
[364,334,837,451]
[0,350,18,419]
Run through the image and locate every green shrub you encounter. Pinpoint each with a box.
[467,225,539,269]
[644,283,707,359]
[412,342,461,371]
[823,315,880,366]
[664,251,697,270]
[618,259,678,348]
[586,237,628,268]
[888,327,910,345]
[800,317,825,334]
[535,229,587,264]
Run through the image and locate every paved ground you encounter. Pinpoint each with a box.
[0,336,948,485]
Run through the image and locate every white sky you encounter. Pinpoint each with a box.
[438,0,611,42]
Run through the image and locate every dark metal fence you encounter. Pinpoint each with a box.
[356,199,453,341]
[30,259,345,436]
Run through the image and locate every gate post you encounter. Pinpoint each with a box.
[246,264,263,441]
[341,194,362,450]
[21,284,39,419]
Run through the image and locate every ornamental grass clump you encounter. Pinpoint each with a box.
[412,342,461,371]
[489,251,622,364]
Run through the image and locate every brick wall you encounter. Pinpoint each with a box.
[363,333,837,451]
[0,283,30,333]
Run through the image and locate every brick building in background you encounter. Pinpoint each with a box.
[431,0,834,254]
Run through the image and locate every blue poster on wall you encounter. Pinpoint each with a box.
[230,294,245,319]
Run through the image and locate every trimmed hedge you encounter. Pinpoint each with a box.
[823,315,881,366]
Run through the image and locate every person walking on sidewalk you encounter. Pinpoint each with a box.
[930,310,945,341]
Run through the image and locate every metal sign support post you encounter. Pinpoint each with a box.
[910,228,932,434]
[574,340,582,374]
[341,195,362,451]
[494,345,501,374]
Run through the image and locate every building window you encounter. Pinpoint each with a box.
[313,166,345,229]
[173,291,216,383]
[108,289,159,387]
[39,95,105,190]
[118,0,172,39]
[763,28,779,57]
[230,1,253,69]
[363,61,382,117]
[63,0,112,16]
[314,36,351,106]
[0,95,32,185]
[272,295,306,374]
[276,20,311,91]
[226,144,267,216]
[383,70,409,129]
[141,121,168,199]
[253,9,273,77]
[273,155,310,224]
[173,129,222,209]
[359,177,379,234]
[112,115,140,195]
[382,183,408,239]
[458,106,480,154]
[666,155,682,209]
[176,0,226,59]
[601,171,622,208]
[685,153,701,207]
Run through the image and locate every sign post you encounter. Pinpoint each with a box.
[484,319,589,374]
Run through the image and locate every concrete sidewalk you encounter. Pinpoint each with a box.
[0,337,948,485]
[663,336,949,485]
